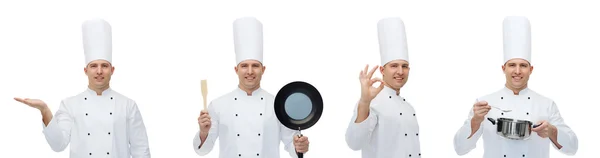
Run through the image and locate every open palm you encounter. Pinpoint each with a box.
[14,97,48,110]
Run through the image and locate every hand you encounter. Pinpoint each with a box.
[532,120,555,138]
[293,135,309,153]
[359,65,385,104]
[198,110,211,133]
[14,97,48,111]
[472,101,491,123]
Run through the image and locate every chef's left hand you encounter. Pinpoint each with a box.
[532,120,557,138]
[293,135,309,153]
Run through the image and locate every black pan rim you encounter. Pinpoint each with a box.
[274,81,323,131]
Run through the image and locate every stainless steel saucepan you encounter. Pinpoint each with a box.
[487,117,542,140]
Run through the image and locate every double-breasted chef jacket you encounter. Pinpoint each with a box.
[193,88,299,158]
[42,88,151,158]
[454,87,578,158]
[345,85,421,158]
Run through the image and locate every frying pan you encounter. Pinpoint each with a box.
[274,81,323,158]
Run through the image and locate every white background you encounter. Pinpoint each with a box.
[0,0,598,157]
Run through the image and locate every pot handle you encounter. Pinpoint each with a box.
[487,117,496,125]
[532,123,542,128]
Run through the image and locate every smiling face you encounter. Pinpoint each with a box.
[235,59,265,92]
[502,58,533,91]
[380,59,410,90]
[84,59,114,91]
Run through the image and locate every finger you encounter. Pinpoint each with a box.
[369,77,383,85]
[377,81,385,92]
[367,65,379,79]
[363,64,369,76]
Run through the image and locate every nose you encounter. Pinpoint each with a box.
[247,66,255,75]
[95,68,103,75]
[515,66,522,75]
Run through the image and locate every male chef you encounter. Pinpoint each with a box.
[453,16,578,158]
[14,18,151,158]
[345,17,421,158]
[192,17,309,158]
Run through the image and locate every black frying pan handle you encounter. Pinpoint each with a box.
[297,134,303,158]
[532,123,542,128]
[487,117,496,125]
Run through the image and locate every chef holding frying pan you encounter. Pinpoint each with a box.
[453,16,579,158]
[192,17,310,158]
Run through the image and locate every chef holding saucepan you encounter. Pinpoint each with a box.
[453,16,578,158]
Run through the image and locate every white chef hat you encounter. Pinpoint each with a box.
[82,18,112,66]
[233,17,263,65]
[377,17,409,66]
[503,16,531,64]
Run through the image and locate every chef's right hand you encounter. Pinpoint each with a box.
[198,110,211,133]
[472,101,491,123]
[358,65,385,105]
[14,97,48,111]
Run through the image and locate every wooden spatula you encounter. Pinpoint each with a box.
[201,79,208,110]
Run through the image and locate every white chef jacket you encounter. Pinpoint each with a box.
[345,86,421,158]
[193,88,299,158]
[42,88,151,158]
[453,87,578,158]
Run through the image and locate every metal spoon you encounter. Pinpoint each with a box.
[490,105,512,112]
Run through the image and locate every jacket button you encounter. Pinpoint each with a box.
[413,113,416,116]
[409,154,411,157]
[416,133,418,136]
[528,97,530,99]
[107,152,110,155]
[84,98,87,100]
[501,113,504,115]
[235,114,238,116]
[389,96,392,98]
[89,153,92,155]
[234,98,237,100]
[526,112,529,115]
[237,134,240,136]
[110,97,113,100]
[260,113,262,116]
[501,97,503,99]
[405,133,407,136]
[88,133,90,135]
[403,99,406,101]
[238,154,241,156]
[261,97,263,100]
[85,113,88,116]
[110,112,112,115]
[400,113,402,115]
[258,133,261,136]
[108,132,111,135]
[257,153,260,156]
[419,153,421,156]
[523,154,525,157]
[504,155,506,157]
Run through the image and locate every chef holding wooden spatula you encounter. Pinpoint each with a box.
[193,17,309,158]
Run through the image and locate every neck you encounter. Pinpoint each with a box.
[88,85,110,96]
[384,83,401,96]
[239,84,260,96]
[505,84,527,95]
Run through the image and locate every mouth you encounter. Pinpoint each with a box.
[94,76,104,82]
[394,77,404,82]
[512,76,522,82]
[245,76,256,81]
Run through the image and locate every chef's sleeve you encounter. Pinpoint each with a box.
[453,99,484,155]
[345,102,378,151]
[194,101,219,156]
[280,121,301,158]
[128,102,151,158]
[42,100,73,152]
[548,101,578,155]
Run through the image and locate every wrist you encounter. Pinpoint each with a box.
[471,116,483,124]
[358,98,370,106]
